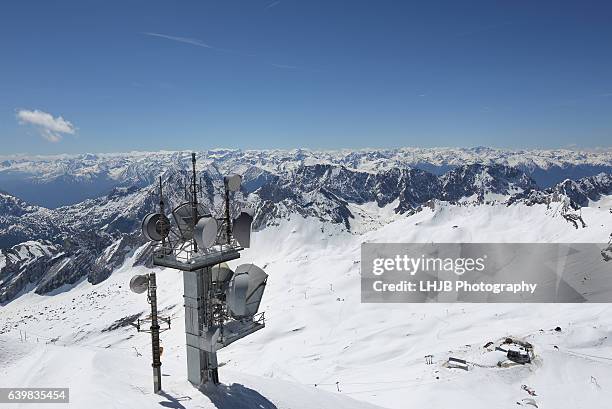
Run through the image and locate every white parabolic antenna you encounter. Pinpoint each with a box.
[224,174,242,192]
[232,212,253,248]
[226,264,268,318]
[194,216,218,249]
[142,213,170,241]
[172,203,208,240]
[210,262,234,284]
[130,274,149,294]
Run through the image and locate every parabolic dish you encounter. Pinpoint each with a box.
[224,174,242,192]
[227,271,249,317]
[232,212,253,248]
[172,202,209,240]
[142,213,170,241]
[226,263,268,318]
[211,262,234,284]
[194,216,219,249]
[129,274,149,294]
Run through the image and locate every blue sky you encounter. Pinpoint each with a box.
[1,0,611,154]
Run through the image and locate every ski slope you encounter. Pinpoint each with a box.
[1,201,612,408]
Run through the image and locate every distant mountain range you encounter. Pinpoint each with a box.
[1,148,611,303]
[1,147,611,208]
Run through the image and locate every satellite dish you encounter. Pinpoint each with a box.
[172,202,209,240]
[240,264,267,317]
[232,212,253,248]
[227,271,249,317]
[129,274,149,294]
[142,213,170,241]
[224,174,242,192]
[211,262,234,284]
[226,264,268,318]
[194,216,218,250]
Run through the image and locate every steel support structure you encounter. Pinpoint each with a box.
[183,267,219,386]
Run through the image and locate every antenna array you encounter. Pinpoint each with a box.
[132,152,267,390]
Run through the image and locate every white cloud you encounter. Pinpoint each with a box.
[16,109,76,143]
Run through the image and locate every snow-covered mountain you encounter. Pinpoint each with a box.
[2,151,612,304]
[1,148,611,208]
[1,148,612,408]
[1,202,611,409]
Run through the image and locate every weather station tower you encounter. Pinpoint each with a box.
[131,152,268,391]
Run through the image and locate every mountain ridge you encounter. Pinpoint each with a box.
[1,147,611,207]
[1,159,611,303]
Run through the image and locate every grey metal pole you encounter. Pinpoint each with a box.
[224,187,232,244]
[191,153,199,253]
[159,176,166,251]
[149,272,162,394]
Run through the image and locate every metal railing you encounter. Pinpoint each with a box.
[152,241,243,267]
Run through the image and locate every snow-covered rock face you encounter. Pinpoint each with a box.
[0,241,60,301]
[553,173,612,207]
[0,191,37,217]
[1,152,612,304]
[508,172,612,210]
[440,164,537,202]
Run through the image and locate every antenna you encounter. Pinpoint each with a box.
[233,212,254,248]
[222,174,242,245]
[142,177,170,244]
[159,176,166,249]
[135,152,263,388]
[129,274,148,294]
[191,153,199,252]
[128,272,170,394]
